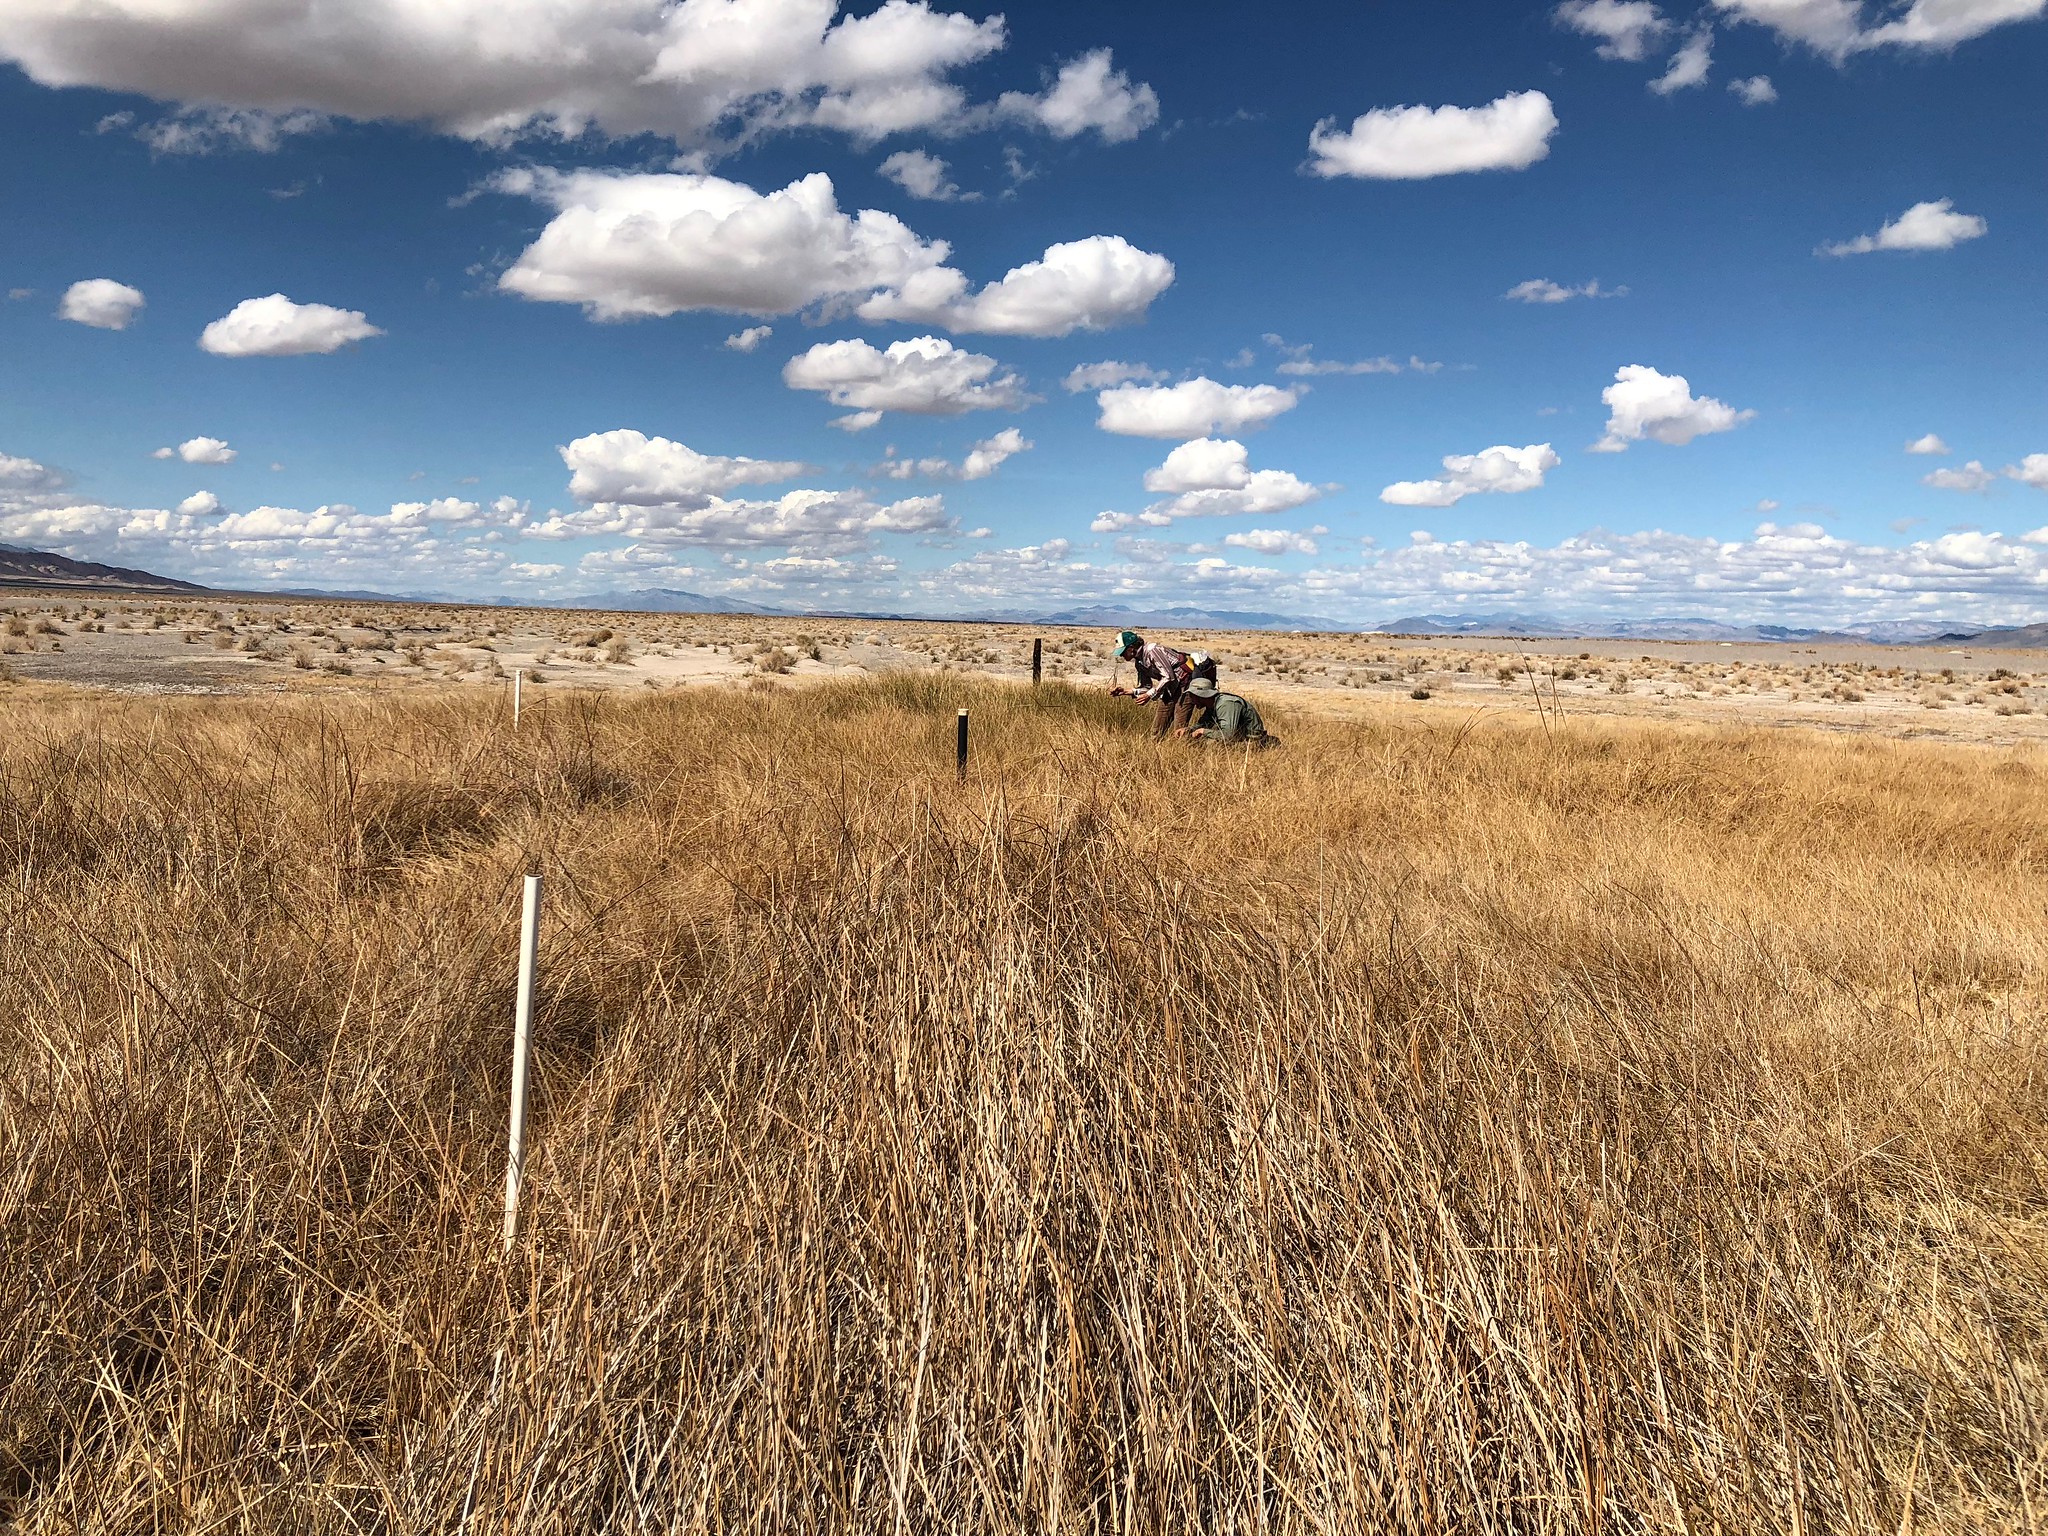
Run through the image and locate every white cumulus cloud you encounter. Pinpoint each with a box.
[1089,509,1174,533]
[1923,460,1995,491]
[1593,364,1754,451]
[783,335,1029,423]
[1062,360,1165,392]
[387,505,524,536]
[878,148,967,201]
[0,0,1156,154]
[58,278,144,329]
[725,325,773,352]
[0,452,65,490]
[1096,378,1300,439]
[1265,335,1443,376]
[199,294,383,357]
[960,427,1031,480]
[1149,473,1320,522]
[1555,0,1671,59]
[1144,437,1258,494]
[1712,0,2045,60]
[1224,527,1319,556]
[559,429,808,505]
[1381,443,1560,508]
[1905,433,1951,455]
[993,48,1159,142]
[1820,198,1988,256]
[912,517,2048,633]
[137,105,326,155]
[175,490,221,516]
[2008,454,2048,490]
[1728,74,1778,103]
[165,435,236,465]
[495,168,947,321]
[1649,27,1714,92]
[1307,90,1557,180]
[547,487,953,554]
[856,233,1173,336]
[495,167,1166,337]
[1504,278,1627,303]
[876,426,1032,481]
[1130,437,1323,520]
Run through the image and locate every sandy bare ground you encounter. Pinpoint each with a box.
[5,588,2048,746]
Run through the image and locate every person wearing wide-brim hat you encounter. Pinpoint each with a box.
[1178,674,1278,748]
[1109,628,1197,739]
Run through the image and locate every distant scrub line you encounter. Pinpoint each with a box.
[0,678,2043,1533]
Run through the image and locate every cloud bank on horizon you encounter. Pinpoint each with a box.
[0,0,2043,628]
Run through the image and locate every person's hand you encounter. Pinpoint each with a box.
[1109,686,1128,697]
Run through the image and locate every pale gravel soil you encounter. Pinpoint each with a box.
[6,588,2048,745]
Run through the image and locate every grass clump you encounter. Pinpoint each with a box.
[0,680,2042,1532]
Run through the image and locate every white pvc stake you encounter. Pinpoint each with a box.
[503,874,541,1254]
[512,668,523,728]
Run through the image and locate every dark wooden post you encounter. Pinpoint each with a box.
[1031,637,1042,686]
[956,708,969,783]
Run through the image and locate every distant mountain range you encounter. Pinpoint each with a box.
[1927,621,2048,649]
[1367,610,1955,644]
[0,543,208,594]
[1009,603,1353,632]
[0,545,2035,646]
[574,586,797,616]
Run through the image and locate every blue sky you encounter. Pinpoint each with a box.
[0,0,2043,624]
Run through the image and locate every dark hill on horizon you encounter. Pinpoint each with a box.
[0,543,209,595]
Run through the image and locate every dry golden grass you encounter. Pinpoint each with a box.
[1,675,2044,1533]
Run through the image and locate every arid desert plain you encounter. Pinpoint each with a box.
[8,590,2048,746]
[3,582,2046,1532]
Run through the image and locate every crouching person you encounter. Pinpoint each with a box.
[1111,628,1193,739]
[1180,675,1279,748]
